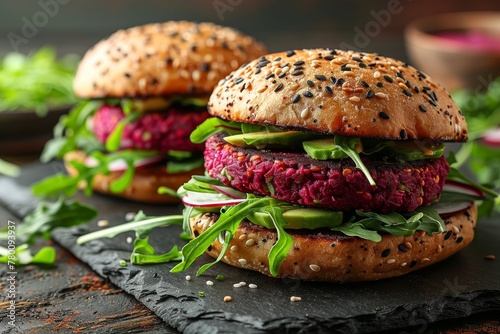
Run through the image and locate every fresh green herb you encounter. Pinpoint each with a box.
[33,149,159,198]
[0,197,97,245]
[0,47,78,116]
[264,206,294,276]
[190,117,242,144]
[199,291,205,297]
[215,274,224,281]
[40,100,103,163]
[105,111,141,152]
[119,259,127,267]
[333,135,376,186]
[0,159,20,177]
[0,244,56,266]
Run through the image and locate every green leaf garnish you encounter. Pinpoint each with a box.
[333,135,376,186]
[0,158,20,177]
[189,117,242,144]
[105,111,141,152]
[263,206,293,276]
[0,244,56,266]
[0,197,97,244]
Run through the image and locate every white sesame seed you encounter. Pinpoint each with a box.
[125,212,136,221]
[126,237,133,244]
[233,283,242,288]
[386,259,396,264]
[239,281,247,286]
[485,255,496,260]
[245,239,255,246]
[230,245,238,252]
[309,264,321,272]
[192,70,201,82]
[238,258,248,265]
[249,284,258,289]
[290,83,300,91]
[206,280,214,286]
[438,245,443,253]
[97,220,109,227]
[185,275,192,281]
[238,234,247,240]
[344,71,355,77]
[282,66,290,74]
[375,92,387,98]
[405,242,413,250]
[400,262,407,267]
[374,71,381,79]
[300,108,309,118]
[421,257,431,263]
[274,68,282,76]
[257,86,267,93]
[349,96,361,103]
[290,296,302,302]
[224,296,232,302]
[452,226,460,234]
[398,83,409,90]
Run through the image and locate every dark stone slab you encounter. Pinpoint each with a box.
[2,162,500,333]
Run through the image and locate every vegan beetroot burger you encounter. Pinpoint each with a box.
[170,49,481,282]
[38,21,267,203]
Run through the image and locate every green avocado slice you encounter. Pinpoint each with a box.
[224,131,316,149]
[247,208,343,229]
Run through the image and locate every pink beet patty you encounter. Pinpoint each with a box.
[93,104,209,153]
[204,133,450,213]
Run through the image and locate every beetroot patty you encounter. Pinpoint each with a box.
[93,105,209,153]
[204,133,449,213]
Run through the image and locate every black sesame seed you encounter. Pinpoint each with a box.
[383,75,393,83]
[429,99,437,107]
[360,81,369,88]
[124,72,131,78]
[303,91,314,98]
[330,77,337,84]
[396,72,405,79]
[381,249,391,257]
[313,118,318,123]
[398,244,408,252]
[278,72,287,78]
[414,86,420,93]
[201,63,210,72]
[291,70,303,76]
[400,129,408,139]
[376,82,383,87]
[419,104,427,112]
[292,94,301,104]
[456,236,463,243]
[431,91,438,101]
[265,73,275,80]
[255,68,261,74]
[315,74,327,81]
[423,86,431,91]
[286,50,296,57]
[366,90,375,99]
[307,80,315,87]
[409,260,417,268]
[341,65,351,71]
[352,56,362,62]
[274,57,282,62]
[359,62,367,68]
[151,78,158,85]
[405,80,412,88]
[403,89,412,97]
[325,86,333,94]
[234,77,244,85]
[336,78,345,86]
[293,60,305,66]
[379,111,390,120]
[274,83,284,92]
[330,50,338,55]
[165,57,173,64]
[323,55,334,61]
[444,230,452,240]
[280,62,290,68]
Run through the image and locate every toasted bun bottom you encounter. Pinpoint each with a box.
[64,150,204,204]
[190,203,477,282]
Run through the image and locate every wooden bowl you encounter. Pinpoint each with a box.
[405,11,500,92]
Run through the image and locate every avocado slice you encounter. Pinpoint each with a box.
[247,208,343,229]
[224,131,316,149]
[302,138,349,160]
[390,142,445,160]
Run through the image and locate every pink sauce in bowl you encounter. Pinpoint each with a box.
[433,30,500,52]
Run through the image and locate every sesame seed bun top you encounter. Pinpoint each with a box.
[208,49,468,141]
[73,21,267,98]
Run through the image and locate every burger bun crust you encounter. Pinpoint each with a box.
[190,203,477,282]
[208,49,468,141]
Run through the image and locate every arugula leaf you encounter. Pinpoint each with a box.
[33,149,159,198]
[331,223,382,242]
[0,158,20,177]
[189,117,242,144]
[334,135,376,186]
[105,111,141,152]
[40,100,103,163]
[196,231,234,275]
[263,206,293,276]
[131,239,182,264]
[0,244,56,266]
[0,197,97,244]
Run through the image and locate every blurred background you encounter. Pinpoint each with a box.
[0,0,498,61]
[0,0,499,181]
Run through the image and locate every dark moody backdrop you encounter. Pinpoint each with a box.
[1,0,499,63]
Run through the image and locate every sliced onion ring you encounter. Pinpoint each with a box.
[481,128,500,147]
[443,180,484,199]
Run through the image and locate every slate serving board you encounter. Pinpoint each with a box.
[2,162,500,333]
